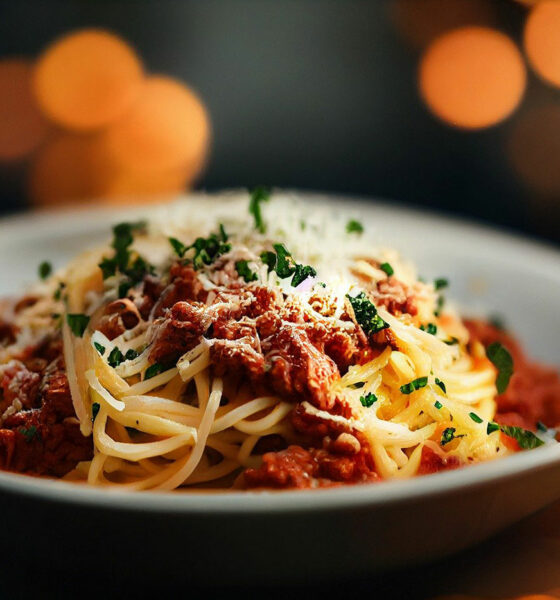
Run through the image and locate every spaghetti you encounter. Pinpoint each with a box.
[0,191,558,490]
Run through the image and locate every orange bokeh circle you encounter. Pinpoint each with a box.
[0,58,50,162]
[102,75,210,175]
[33,29,144,131]
[28,132,115,205]
[419,26,526,129]
[524,0,560,88]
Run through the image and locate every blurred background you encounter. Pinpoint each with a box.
[1,0,560,245]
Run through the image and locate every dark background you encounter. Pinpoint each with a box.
[2,0,559,244]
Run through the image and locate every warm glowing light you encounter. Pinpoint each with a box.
[0,59,50,162]
[28,133,114,205]
[524,0,560,88]
[102,75,210,174]
[33,29,144,131]
[508,103,560,195]
[97,168,190,204]
[419,27,526,129]
[391,0,494,49]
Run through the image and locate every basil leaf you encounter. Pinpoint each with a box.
[499,425,544,449]
[235,260,258,283]
[486,342,514,394]
[380,262,394,276]
[347,291,389,336]
[145,363,164,380]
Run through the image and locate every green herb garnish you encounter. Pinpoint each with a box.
[434,378,446,394]
[188,226,231,270]
[125,349,139,361]
[346,219,364,234]
[469,412,483,424]
[92,402,100,422]
[19,425,37,443]
[93,342,106,356]
[260,250,277,272]
[66,313,90,337]
[434,400,443,410]
[434,278,448,290]
[169,237,187,258]
[486,342,514,394]
[380,262,394,276]
[38,261,52,280]
[272,243,297,278]
[400,376,428,395]
[291,263,317,287]
[499,425,544,449]
[434,295,445,317]
[145,363,164,380]
[487,422,500,435]
[444,337,459,346]
[249,186,271,233]
[420,323,437,335]
[235,260,258,283]
[347,291,389,336]
[441,427,462,446]
[349,382,365,389]
[359,392,378,408]
[108,347,125,368]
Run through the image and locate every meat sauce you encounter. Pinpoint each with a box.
[1,264,559,489]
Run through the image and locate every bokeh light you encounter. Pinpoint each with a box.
[524,1,560,88]
[0,59,50,162]
[102,75,210,174]
[390,0,494,50]
[33,29,144,131]
[508,103,560,195]
[28,132,115,206]
[419,27,526,129]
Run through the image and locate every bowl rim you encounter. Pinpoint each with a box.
[0,190,559,515]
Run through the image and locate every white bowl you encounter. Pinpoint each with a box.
[0,192,559,583]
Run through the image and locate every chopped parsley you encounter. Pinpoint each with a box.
[434,295,445,317]
[400,376,428,395]
[359,392,378,408]
[380,262,394,276]
[249,186,271,233]
[434,400,443,410]
[53,282,65,301]
[263,244,316,286]
[346,219,364,234]
[487,422,500,435]
[434,278,448,290]
[260,250,277,272]
[188,227,231,270]
[91,402,100,422]
[19,425,38,443]
[99,221,152,296]
[349,382,365,389]
[499,424,545,449]
[125,349,139,361]
[469,412,483,424]
[420,323,437,335]
[291,263,317,287]
[486,342,514,394]
[66,313,90,337]
[38,261,52,280]
[235,260,258,283]
[145,363,164,380]
[272,243,297,278]
[169,237,187,258]
[93,342,106,356]
[444,337,459,346]
[108,347,125,368]
[347,292,389,336]
[441,427,463,446]
[434,378,446,394]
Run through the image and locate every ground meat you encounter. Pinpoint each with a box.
[243,441,379,489]
[417,446,461,475]
[464,319,560,429]
[373,277,418,316]
[149,301,209,364]
[0,346,92,477]
[263,326,339,410]
[0,361,41,414]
